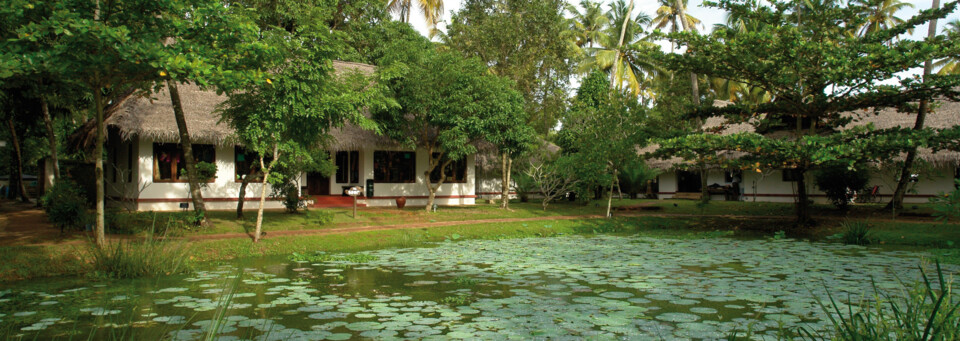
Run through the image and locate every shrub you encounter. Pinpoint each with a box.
[930,179,960,223]
[619,161,660,199]
[513,172,536,203]
[272,181,306,213]
[814,164,870,210]
[840,220,871,245]
[40,180,89,232]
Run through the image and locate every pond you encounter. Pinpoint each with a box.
[0,234,951,340]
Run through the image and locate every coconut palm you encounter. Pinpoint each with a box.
[389,0,444,29]
[580,1,661,96]
[651,0,701,34]
[566,0,610,48]
[851,0,913,36]
[935,20,960,74]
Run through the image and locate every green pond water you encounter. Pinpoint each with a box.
[0,235,954,340]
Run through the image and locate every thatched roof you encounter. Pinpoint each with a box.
[106,60,388,150]
[645,99,960,169]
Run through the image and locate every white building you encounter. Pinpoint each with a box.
[87,61,477,211]
[648,101,960,204]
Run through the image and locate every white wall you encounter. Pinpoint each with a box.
[657,165,959,204]
[131,137,287,211]
[358,147,476,207]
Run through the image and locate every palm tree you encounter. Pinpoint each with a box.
[935,20,960,74]
[580,0,661,96]
[566,0,610,48]
[389,0,444,29]
[651,0,701,35]
[852,0,913,36]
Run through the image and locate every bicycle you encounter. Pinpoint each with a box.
[854,185,882,204]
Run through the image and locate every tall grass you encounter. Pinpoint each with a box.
[89,214,193,279]
[800,261,960,340]
[840,220,871,246]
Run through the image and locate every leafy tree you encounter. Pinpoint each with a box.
[557,70,649,216]
[814,163,871,210]
[444,0,575,208]
[221,23,386,241]
[660,0,960,225]
[652,0,702,45]
[579,0,662,97]
[376,44,526,212]
[8,0,196,247]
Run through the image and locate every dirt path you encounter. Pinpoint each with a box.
[0,200,82,246]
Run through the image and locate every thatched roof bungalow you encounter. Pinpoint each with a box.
[646,100,960,203]
[96,61,480,211]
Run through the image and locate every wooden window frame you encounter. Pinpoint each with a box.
[429,153,468,183]
[373,151,416,183]
[152,143,216,183]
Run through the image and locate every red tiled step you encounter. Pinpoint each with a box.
[310,195,366,208]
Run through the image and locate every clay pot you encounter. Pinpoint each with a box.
[395,197,407,209]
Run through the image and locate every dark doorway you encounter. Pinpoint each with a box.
[307,172,330,195]
[677,170,702,193]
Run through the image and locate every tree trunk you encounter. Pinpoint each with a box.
[675,0,701,107]
[40,97,60,181]
[611,0,635,87]
[237,174,251,220]
[795,168,810,225]
[424,158,451,213]
[6,117,29,202]
[606,169,617,218]
[699,164,710,204]
[500,152,510,209]
[888,0,939,211]
[168,80,210,227]
[253,145,278,243]
[94,88,106,248]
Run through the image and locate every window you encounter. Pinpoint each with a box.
[335,151,360,183]
[153,143,215,182]
[724,170,742,183]
[373,151,415,183]
[235,147,271,182]
[782,168,802,182]
[429,153,467,183]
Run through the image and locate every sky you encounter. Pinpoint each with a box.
[402,0,959,51]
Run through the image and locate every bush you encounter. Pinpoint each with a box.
[272,181,306,213]
[39,180,89,232]
[619,161,660,199]
[814,164,870,210]
[513,172,536,203]
[930,179,960,223]
[840,220,871,245]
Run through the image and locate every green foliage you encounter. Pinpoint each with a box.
[814,164,871,210]
[930,180,960,223]
[452,276,479,286]
[88,225,192,279]
[287,252,378,263]
[619,161,660,199]
[513,172,537,203]
[840,220,872,245]
[194,161,218,184]
[444,0,575,134]
[271,181,306,213]
[659,0,960,223]
[800,262,960,340]
[440,293,477,306]
[305,210,335,226]
[39,180,88,231]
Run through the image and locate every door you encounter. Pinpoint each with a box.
[307,172,330,195]
[676,170,702,193]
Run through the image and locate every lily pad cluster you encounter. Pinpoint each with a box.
[0,235,953,340]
